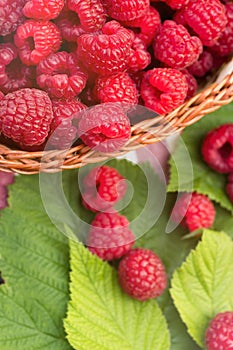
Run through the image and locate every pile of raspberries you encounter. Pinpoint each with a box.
[0,0,232,151]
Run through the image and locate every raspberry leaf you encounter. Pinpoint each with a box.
[168,102,233,213]
[170,230,233,348]
[0,174,72,350]
[64,240,170,350]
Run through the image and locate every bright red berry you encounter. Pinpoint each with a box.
[87,211,135,261]
[55,10,86,42]
[175,0,227,47]
[14,20,62,66]
[226,173,233,203]
[0,0,26,36]
[118,248,167,301]
[181,69,198,100]
[171,192,216,232]
[127,36,151,72]
[94,72,138,105]
[82,165,127,212]
[0,88,53,148]
[141,68,188,115]
[188,51,214,78]
[0,92,4,101]
[77,21,134,76]
[154,20,203,69]
[202,124,233,173]
[161,0,189,10]
[23,0,64,20]
[78,103,131,152]
[105,0,150,21]
[205,311,233,350]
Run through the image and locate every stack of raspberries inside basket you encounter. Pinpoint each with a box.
[0,0,232,152]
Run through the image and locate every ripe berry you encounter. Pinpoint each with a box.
[141,68,188,115]
[154,20,203,70]
[171,192,216,232]
[55,10,86,42]
[161,0,189,10]
[87,211,135,261]
[118,248,167,301]
[181,69,198,100]
[127,36,151,72]
[0,0,26,36]
[23,0,64,20]
[205,311,233,350]
[202,124,233,173]
[0,88,53,148]
[82,165,127,212]
[78,103,131,153]
[105,0,150,21]
[188,51,214,78]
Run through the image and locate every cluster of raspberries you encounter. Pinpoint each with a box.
[0,0,232,151]
[82,164,167,301]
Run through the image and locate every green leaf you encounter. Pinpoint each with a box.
[0,174,73,350]
[168,102,233,212]
[170,230,233,348]
[64,240,170,350]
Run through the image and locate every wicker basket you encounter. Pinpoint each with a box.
[0,59,233,174]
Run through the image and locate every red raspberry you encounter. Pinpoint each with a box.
[188,51,214,78]
[55,10,86,42]
[153,20,203,69]
[78,103,131,153]
[0,43,35,94]
[67,0,106,32]
[14,20,62,66]
[118,248,167,301]
[87,211,135,261]
[36,51,87,99]
[127,36,151,72]
[77,21,134,76]
[0,92,4,101]
[205,311,233,350]
[226,173,233,203]
[171,192,216,232]
[0,0,26,36]
[82,165,127,212]
[120,6,161,47]
[211,3,233,57]
[140,68,188,115]
[105,0,150,21]
[181,69,198,100]
[0,170,14,186]
[94,72,138,105]
[161,0,189,10]
[0,88,53,148]
[175,0,227,47]
[23,0,64,20]
[202,124,233,173]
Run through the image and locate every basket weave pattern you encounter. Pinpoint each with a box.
[0,70,233,174]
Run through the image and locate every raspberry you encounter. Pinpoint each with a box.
[0,0,26,36]
[153,20,203,69]
[205,311,233,350]
[14,20,62,66]
[0,92,4,101]
[82,165,127,212]
[202,124,233,173]
[23,0,64,20]
[188,51,214,78]
[77,21,134,76]
[105,0,150,21]
[211,3,233,57]
[94,72,138,105]
[0,170,14,186]
[127,36,151,73]
[120,6,161,47]
[161,0,189,10]
[175,0,227,47]
[67,0,106,32]
[86,211,135,261]
[181,69,198,100]
[78,103,131,153]
[171,192,216,232]
[36,51,87,99]
[55,10,86,42]
[0,43,35,94]
[140,68,188,115]
[226,173,233,203]
[118,248,167,301]
[0,88,53,148]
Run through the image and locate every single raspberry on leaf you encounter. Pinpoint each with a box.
[87,211,135,261]
[153,20,203,70]
[226,173,233,203]
[188,51,214,78]
[140,68,188,115]
[171,192,216,232]
[175,0,227,47]
[23,0,64,20]
[202,124,233,173]
[78,103,131,153]
[14,20,62,66]
[118,248,167,301]
[82,165,127,212]
[105,0,150,21]
[0,0,26,36]
[36,51,87,99]
[205,311,233,350]
[0,88,53,148]
[77,21,134,76]
[181,69,197,100]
